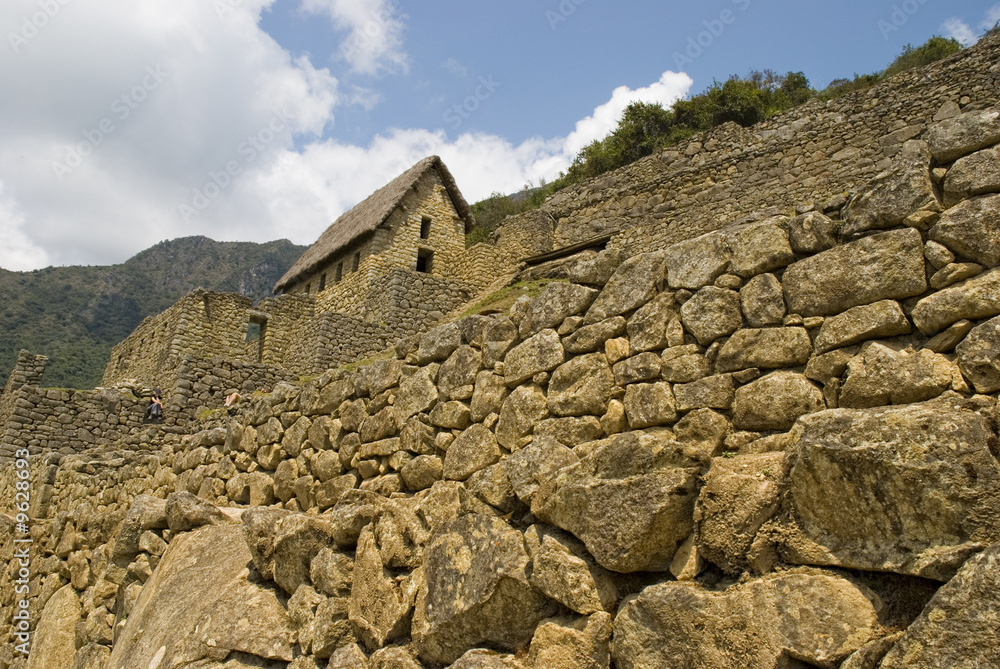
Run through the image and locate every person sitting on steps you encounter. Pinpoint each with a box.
[145,388,164,422]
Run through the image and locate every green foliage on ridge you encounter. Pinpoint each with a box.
[470,35,965,230]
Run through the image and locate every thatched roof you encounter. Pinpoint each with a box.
[274,156,475,293]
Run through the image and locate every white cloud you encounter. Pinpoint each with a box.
[299,0,408,75]
[980,3,1000,31]
[564,71,694,155]
[942,17,978,46]
[442,58,469,78]
[0,0,693,271]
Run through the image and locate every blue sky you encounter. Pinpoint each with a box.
[1,0,998,270]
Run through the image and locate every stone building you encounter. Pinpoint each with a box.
[274,155,476,297]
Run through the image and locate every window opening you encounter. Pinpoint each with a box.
[420,217,432,239]
[416,248,434,273]
[353,252,361,271]
[318,273,327,292]
[335,262,343,282]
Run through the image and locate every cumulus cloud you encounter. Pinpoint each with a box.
[942,17,978,46]
[981,3,1000,31]
[564,71,694,156]
[0,0,692,271]
[299,0,408,75]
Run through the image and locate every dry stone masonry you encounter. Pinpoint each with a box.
[4,35,1000,669]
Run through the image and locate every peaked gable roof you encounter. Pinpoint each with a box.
[274,156,474,293]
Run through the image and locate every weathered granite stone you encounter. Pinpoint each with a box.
[912,267,1000,333]
[566,248,622,287]
[449,649,525,668]
[108,525,294,667]
[626,293,683,352]
[470,371,508,423]
[956,315,1000,393]
[412,514,555,665]
[504,329,564,386]
[783,228,927,317]
[393,366,438,424]
[443,424,502,481]
[27,585,79,669]
[930,194,1000,268]
[504,436,579,503]
[349,528,414,651]
[673,409,731,462]
[430,401,472,430]
[584,251,667,323]
[548,353,615,417]
[665,230,730,290]
[359,407,396,444]
[327,643,370,668]
[524,526,617,615]
[680,286,743,345]
[779,402,1000,580]
[466,462,517,513]
[310,547,354,598]
[739,273,786,328]
[527,613,612,669]
[842,140,939,236]
[531,434,698,572]
[563,317,627,354]
[660,345,709,383]
[534,416,605,447]
[924,239,956,269]
[733,371,825,431]
[438,346,483,401]
[272,514,339,595]
[613,571,879,669]
[880,542,1000,669]
[727,218,796,278]
[930,261,983,290]
[674,374,735,412]
[787,211,838,254]
[165,491,231,533]
[612,352,663,386]
[926,107,1000,162]
[495,384,549,450]
[482,317,519,368]
[369,646,422,669]
[695,453,791,574]
[415,322,462,364]
[623,382,677,429]
[400,455,443,491]
[813,300,912,354]
[520,282,598,337]
[943,145,1000,205]
[715,327,812,373]
[839,343,959,408]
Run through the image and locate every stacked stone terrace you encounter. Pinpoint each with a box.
[3,103,1000,668]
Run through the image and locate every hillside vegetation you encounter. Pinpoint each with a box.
[0,236,306,389]
[469,36,964,240]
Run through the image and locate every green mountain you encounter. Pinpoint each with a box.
[0,236,307,390]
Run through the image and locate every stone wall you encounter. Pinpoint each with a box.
[541,32,1000,258]
[6,107,1000,668]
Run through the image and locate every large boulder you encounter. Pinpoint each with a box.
[838,343,960,408]
[496,384,549,450]
[613,570,880,669]
[108,525,294,668]
[925,107,1000,162]
[842,140,938,236]
[880,542,1000,669]
[531,434,699,572]
[942,145,1000,206]
[715,327,812,373]
[956,314,1000,393]
[778,402,1000,580]
[912,266,1000,333]
[680,286,742,345]
[783,228,927,317]
[584,251,667,323]
[412,514,556,665]
[813,300,911,354]
[27,585,79,669]
[547,353,615,417]
[503,329,565,386]
[732,372,825,431]
[930,193,1000,269]
[520,282,598,336]
[349,528,415,650]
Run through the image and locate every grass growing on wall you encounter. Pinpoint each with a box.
[460,279,566,319]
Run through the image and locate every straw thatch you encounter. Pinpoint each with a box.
[274,156,475,293]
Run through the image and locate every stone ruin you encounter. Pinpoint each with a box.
[2,32,1000,669]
